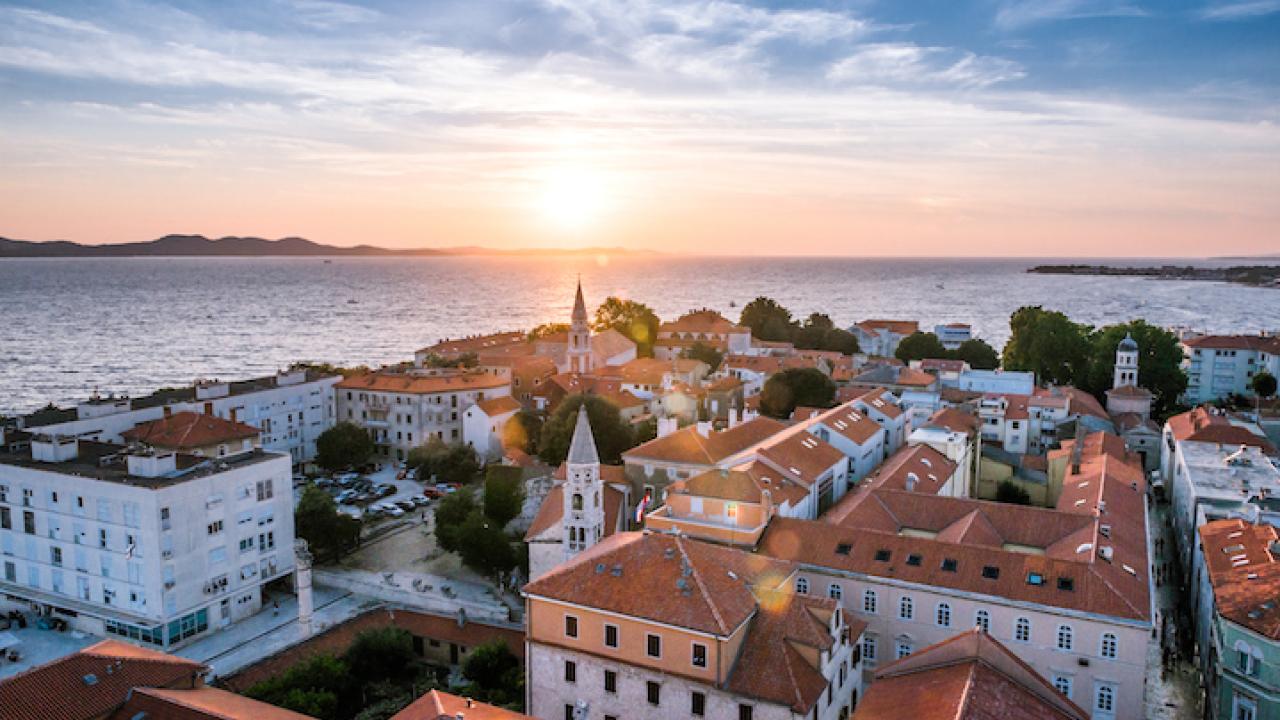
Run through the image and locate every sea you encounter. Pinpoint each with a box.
[2,255,1278,414]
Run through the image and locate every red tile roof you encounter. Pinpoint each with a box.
[812,401,885,444]
[111,686,314,720]
[1183,334,1280,352]
[856,320,920,336]
[757,431,846,488]
[659,309,746,335]
[419,332,528,357]
[667,465,809,507]
[337,372,509,394]
[862,444,957,495]
[390,690,534,720]
[121,411,259,450]
[473,396,522,416]
[1198,519,1280,640]
[852,629,1088,720]
[1167,407,1277,454]
[524,466,628,541]
[623,417,788,465]
[925,407,980,434]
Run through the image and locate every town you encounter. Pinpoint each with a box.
[2,282,1278,720]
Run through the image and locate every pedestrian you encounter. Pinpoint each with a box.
[272,599,279,617]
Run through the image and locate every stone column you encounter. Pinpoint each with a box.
[294,539,314,637]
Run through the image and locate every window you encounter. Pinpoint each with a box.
[982,565,1000,579]
[828,583,843,601]
[835,543,852,555]
[936,603,951,627]
[564,615,578,638]
[941,558,958,572]
[1053,674,1073,698]
[899,596,914,620]
[604,669,617,693]
[738,705,754,720]
[863,589,877,614]
[692,642,707,668]
[1015,617,1031,643]
[646,633,662,658]
[874,549,891,562]
[563,706,573,720]
[975,609,990,633]
[646,681,660,705]
[895,638,912,659]
[604,623,618,648]
[564,660,576,683]
[796,577,808,594]
[256,479,274,501]
[1233,695,1258,720]
[906,553,922,566]
[50,547,62,566]
[0,507,9,530]
[1057,624,1074,651]
[23,511,35,535]
[1100,633,1118,659]
[862,635,877,661]
[1095,684,1115,713]
[691,691,706,716]
[1027,572,1045,586]
[1058,576,1074,591]
[207,520,223,535]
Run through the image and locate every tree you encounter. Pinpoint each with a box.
[738,297,797,342]
[421,352,478,368]
[950,338,999,370]
[527,322,569,341]
[433,490,478,553]
[594,296,660,357]
[245,654,351,720]
[793,313,859,354]
[315,422,374,471]
[483,465,525,528]
[461,640,523,707]
[995,480,1031,506]
[407,439,480,485]
[817,327,860,355]
[456,512,518,578]
[1001,306,1091,386]
[680,341,724,372]
[1081,320,1188,418]
[1253,371,1278,399]
[895,332,948,363]
[760,368,836,419]
[343,628,417,686]
[501,410,542,455]
[538,394,636,465]
[295,486,362,563]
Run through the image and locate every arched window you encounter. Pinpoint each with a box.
[899,596,914,621]
[862,635,877,661]
[828,584,843,601]
[1095,685,1115,713]
[572,493,583,511]
[975,609,990,633]
[1100,633,1117,659]
[796,577,809,595]
[862,589,877,614]
[1056,624,1073,651]
[895,637,913,659]
[936,603,951,628]
[1015,617,1031,643]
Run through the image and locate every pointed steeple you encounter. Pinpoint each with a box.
[572,276,588,327]
[567,403,600,466]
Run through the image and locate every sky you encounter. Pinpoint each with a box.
[0,0,1277,257]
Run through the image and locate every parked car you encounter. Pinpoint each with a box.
[423,487,444,499]
[363,506,384,519]
[385,505,406,518]
[395,499,416,512]
[313,477,334,488]
[336,489,358,504]
[409,494,430,507]
[375,484,396,498]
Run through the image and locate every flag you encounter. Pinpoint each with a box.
[634,490,652,524]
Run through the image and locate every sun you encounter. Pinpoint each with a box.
[538,167,608,231]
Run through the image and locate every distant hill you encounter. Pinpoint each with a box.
[0,234,651,258]
[1214,253,1280,261]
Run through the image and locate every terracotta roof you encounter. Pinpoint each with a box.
[862,444,957,495]
[812,402,884,444]
[1183,334,1280,352]
[0,639,205,720]
[1198,519,1280,640]
[851,366,937,389]
[623,416,788,465]
[1167,407,1277,454]
[524,467,627,541]
[917,358,966,372]
[856,320,920,336]
[112,686,315,720]
[1107,384,1153,398]
[757,431,846,487]
[1113,413,1159,433]
[617,357,705,385]
[390,689,534,720]
[659,309,745,335]
[473,396,522,416]
[419,331,527,357]
[925,407,980,434]
[337,372,508,394]
[852,629,1088,720]
[121,411,259,450]
[1057,386,1109,420]
[590,328,637,361]
[525,532,793,635]
[668,465,809,508]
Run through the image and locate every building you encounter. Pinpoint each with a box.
[933,323,974,351]
[1192,519,1280,720]
[21,368,340,466]
[953,369,1036,395]
[1166,440,1280,572]
[0,639,311,720]
[805,402,889,484]
[760,431,1152,720]
[391,690,535,720]
[336,370,511,462]
[852,628,1089,720]
[533,281,638,372]
[121,410,262,459]
[645,464,812,547]
[522,531,865,720]
[622,416,788,499]
[1182,335,1280,405]
[525,406,630,580]
[415,331,528,366]
[909,408,981,497]
[1104,334,1154,421]
[859,443,962,498]
[846,388,909,456]
[462,396,523,460]
[0,431,294,649]
[850,320,919,358]
[653,309,752,360]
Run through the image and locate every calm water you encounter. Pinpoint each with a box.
[2,256,1277,414]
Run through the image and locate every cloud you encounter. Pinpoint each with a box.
[828,44,1024,88]
[285,1,381,30]
[1198,0,1280,20]
[994,0,1148,30]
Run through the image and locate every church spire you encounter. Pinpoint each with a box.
[567,403,600,466]
[572,275,588,327]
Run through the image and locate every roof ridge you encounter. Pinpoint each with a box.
[954,662,978,720]
[132,687,240,720]
[675,535,729,635]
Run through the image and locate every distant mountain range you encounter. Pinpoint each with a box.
[0,234,651,258]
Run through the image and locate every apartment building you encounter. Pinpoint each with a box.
[849,320,919,358]
[653,309,753,360]
[1182,335,1280,405]
[21,367,340,465]
[0,431,294,649]
[523,531,865,720]
[336,370,511,461]
[933,323,974,351]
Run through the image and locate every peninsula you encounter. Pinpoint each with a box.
[1028,263,1280,288]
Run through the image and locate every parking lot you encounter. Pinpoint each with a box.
[292,464,457,524]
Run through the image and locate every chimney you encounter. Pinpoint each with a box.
[1070,423,1084,475]
[695,421,711,438]
[728,406,740,429]
[163,406,172,418]
[230,407,238,423]
[204,402,214,416]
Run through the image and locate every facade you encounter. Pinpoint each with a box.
[953,369,1036,395]
[909,407,981,497]
[653,309,752,360]
[523,531,865,720]
[1182,335,1280,405]
[22,368,340,465]
[847,387,909,456]
[850,320,919,358]
[933,323,974,351]
[1105,334,1154,420]
[645,464,813,547]
[462,395,523,460]
[0,434,294,649]
[336,370,511,462]
[1193,519,1280,720]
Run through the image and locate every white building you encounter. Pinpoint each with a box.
[933,323,973,351]
[461,396,523,461]
[22,368,340,466]
[1181,335,1280,405]
[0,431,294,649]
[850,320,919,358]
[953,369,1036,395]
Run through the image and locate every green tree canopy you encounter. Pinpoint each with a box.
[421,352,478,368]
[594,296,661,357]
[537,394,636,465]
[680,341,724,372]
[315,422,374,472]
[433,489,478,553]
[295,486,362,563]
[738,296,798,342]
[343,628,417,686]
[1253,371,1278,399]
[1081,320,1188,418]
[461,640,523,707]
[527,322,569,341]
[483,465,526,528]
[1001,306,1091,386]
[456,511,518,578]
[894,332,948,363]
[793,313,860,354]
[951,338,1000,370]
[245,654,351,720]
[995,480,1031,506]
[759,367,836,419]
[407,439,480,485]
